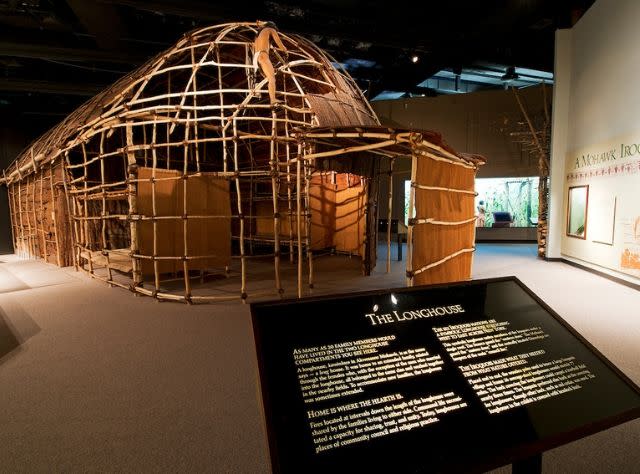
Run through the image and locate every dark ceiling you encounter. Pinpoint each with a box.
[0,0,593,138]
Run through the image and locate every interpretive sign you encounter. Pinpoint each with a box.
[251,277,640,473]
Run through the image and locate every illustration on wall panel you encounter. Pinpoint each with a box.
[567,185,589,239]
[620,215,640,274]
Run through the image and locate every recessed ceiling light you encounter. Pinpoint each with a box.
[411,55,419,64]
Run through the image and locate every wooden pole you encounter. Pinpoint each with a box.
[303,156,313,290]
[38,169,46,261]
[99,131,113,283]
[386,158,394,273]
[190,41,201,173]
[296,144,303,298]
[216,47,228,173]
[232,117,247,301]
[151,122,161,293]
[126,123,143,290]
[270,109,282,295]
[17,179,24,257]
[61,152,78,269]
[166,72,171,170]
[285,107,294,263]
[406,153,417,287]
[25,176,34,257]
[49,165,63,267]
[182,113,192,303]
[81,143,93,275]
[30,174,38,258]
[7,182,17,255]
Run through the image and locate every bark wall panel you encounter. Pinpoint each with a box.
[137,168,231,276]
[309,174,335,250]
[412,158,476,286]
[333,184,366,257]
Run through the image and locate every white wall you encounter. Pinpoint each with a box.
[549,0,640,285]
[548,29,572,258]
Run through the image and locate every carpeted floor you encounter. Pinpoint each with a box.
[0,244,638,473]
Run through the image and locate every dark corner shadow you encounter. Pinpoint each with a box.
[0,302,41,365]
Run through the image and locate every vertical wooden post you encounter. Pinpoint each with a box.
[29,151,38,258]
[142,125,148,167]
[151,122,161,293]
[232,117,247,301]
[190,43,201,173]
[270,109,282,295]
[34,173,41,258]
[361,178,369,274]
[39,169,47,262]
[283,105,294,263]
[303,157,313,290]
[126,123,143,289]
[99,131,113,283]
[81,143,93,275]
[49,164,62,267]
[25,176,32,257]
[406,153,417,287]
[16,178,24,257]
[28,175,36,258]
[8,182,18,255]
[216,47,228,173]
[296,144,303,298]
[166,72,171,170]
[182,112,192,303]
[62,152,79,270]
[6,179,17,255]
[386,158,394,273]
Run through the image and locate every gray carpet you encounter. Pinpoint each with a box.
[0,245,638,473]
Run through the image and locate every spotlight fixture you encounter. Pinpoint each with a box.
[411,55,419,64]
[501,66,519,82]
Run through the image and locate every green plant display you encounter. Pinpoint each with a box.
[475,177,539,227]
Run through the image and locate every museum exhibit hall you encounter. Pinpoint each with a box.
[0,1,639,473]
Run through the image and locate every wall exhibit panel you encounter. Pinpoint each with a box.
[562,132,640,281]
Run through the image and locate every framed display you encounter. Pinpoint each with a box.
[567,185,589,239]
[251,277,640,474]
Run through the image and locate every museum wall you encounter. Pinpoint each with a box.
[373,86,546,179]
[549,0,640,285]
[373,87,546,241]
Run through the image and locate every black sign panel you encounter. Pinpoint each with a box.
[251,277,640,473]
